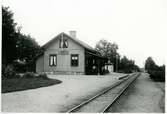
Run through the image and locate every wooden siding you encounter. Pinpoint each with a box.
[36,55,44,72]
[36,35,85,74]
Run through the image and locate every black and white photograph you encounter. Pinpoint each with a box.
[1,0,166,113]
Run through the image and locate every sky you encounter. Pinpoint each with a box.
[2,0,167,67]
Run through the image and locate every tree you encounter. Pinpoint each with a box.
[95,39,119,71]
[15,32,42,72]
[2,6,42,73]
[2,6,17,65]
[16,33,41,62]
[145,57,165,81]
[118,56,138,73]
[145,57,157,71]
[119,56,129,73]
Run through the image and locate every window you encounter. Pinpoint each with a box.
[71,54,79,66]
[59,38,68,48]
[49,54,57,66]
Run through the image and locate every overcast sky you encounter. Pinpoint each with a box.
[2,0,167,67]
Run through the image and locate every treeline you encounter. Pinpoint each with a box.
[2,6,43,77]
[145,57,165,82]
[118,56,140,73]
[95,39,140,73]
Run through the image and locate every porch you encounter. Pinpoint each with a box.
[85,51,108,75]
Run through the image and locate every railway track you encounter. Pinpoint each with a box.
[67,73,140,113]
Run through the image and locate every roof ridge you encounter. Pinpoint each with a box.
[63,32,95,50]
[42,32,97,52]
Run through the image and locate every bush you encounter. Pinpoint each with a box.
[14,74,21,79]
[149,70,165,82]
[13,61,27,73]
[38,73,48,79]
[2,65,16,79]
[22,72,36,78]
[103,69,109,74]
[117,68,132,73]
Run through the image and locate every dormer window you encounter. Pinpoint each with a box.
[59,38,68,48]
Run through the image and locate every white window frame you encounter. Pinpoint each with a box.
[49,54,57,66]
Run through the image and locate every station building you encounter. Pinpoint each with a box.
[36,31,108,75]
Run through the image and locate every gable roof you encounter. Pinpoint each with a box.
[42,32,97,53]
[35,32,108,60]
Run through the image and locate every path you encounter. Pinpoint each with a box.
[107,73,165,113]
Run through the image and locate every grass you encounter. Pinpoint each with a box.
[2,77,62,93]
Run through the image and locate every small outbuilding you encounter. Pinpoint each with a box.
[36,31,108,75]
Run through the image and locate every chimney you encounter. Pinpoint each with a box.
[69,31,76,38]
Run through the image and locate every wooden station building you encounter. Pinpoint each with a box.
[36,31,108,75]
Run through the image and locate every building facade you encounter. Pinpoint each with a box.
[36,31,107,75]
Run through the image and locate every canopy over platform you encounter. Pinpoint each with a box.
[85,50,108,75]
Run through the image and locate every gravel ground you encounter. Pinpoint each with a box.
[2,73,126,112]
[107,73,165,113]
[71,74,138,113]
